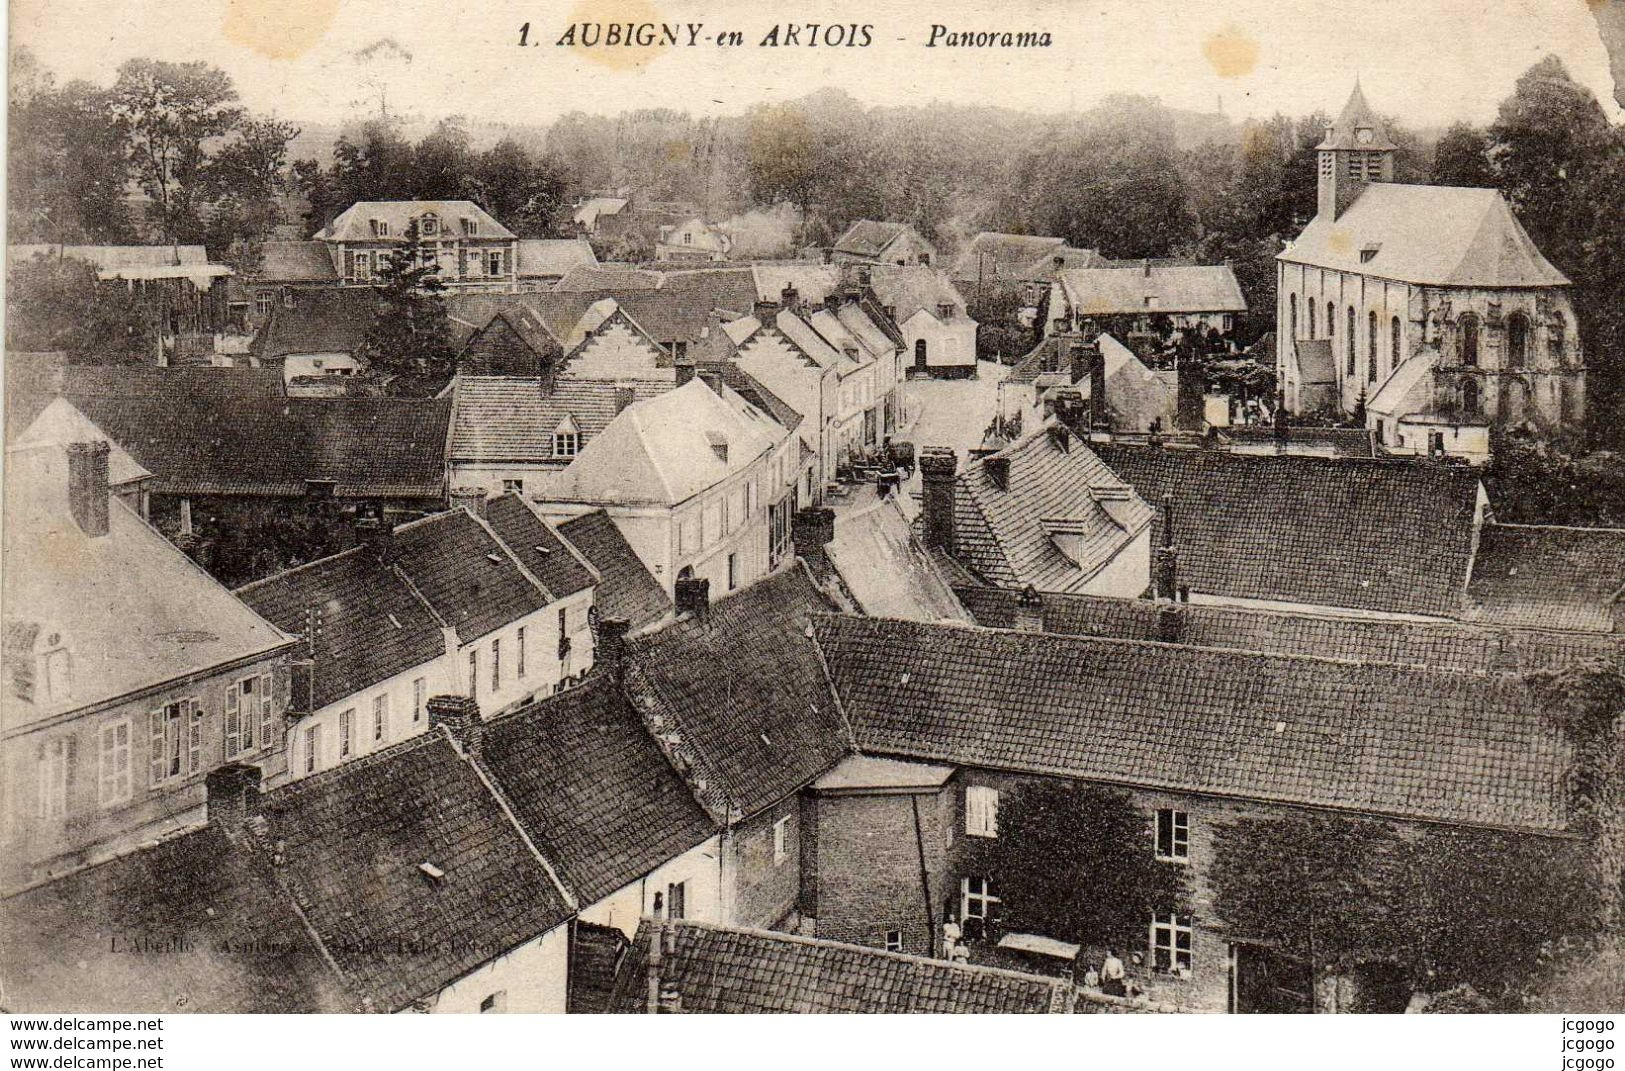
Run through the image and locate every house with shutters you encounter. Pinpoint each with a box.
[236,496,599,783]
[1,439,296,893]
[313,200,519,291]
[1277,84,1585,455]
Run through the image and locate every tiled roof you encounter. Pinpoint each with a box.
[253,240,339,283]
[1058,264,1247,315]
[624,566,850,820]
[708,362,804,434]
[608,920,1069,1013]
[517,238,598,278]
[1468,523,1625,633]
[483,493,598,602]
[553,264,663,292]
[861,265,968,323]
[68,394,451,500]
[569,920,631,1013]
[1019,246,1108,283]
[480,674,717,905]
[16,398,153,485]
[949,233,1065,282]
[556,511,672,631]
[261,731,572,1011]
[0,826,351,1013]
[1091,443,1482,616]
[1292,338,1337,385]
[63,364,286,399]
[952,586,1624,675]
[833,220,913,259]
[816,614,1572,833]
[458,308,563,375]
[316,200,514,242]
[1219,425,1376,458]
[252,287,379,361]
[1281,184,1569,288]
[389,509,555,643]
[950,428,1154,592]
[449,375,671,464]
[235,547,448,713]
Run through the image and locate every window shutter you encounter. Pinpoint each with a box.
[149,710,167,785]
[345,250,356,278]
[224,685,240,758]
[188,701,203,773]
[259,674,274,752]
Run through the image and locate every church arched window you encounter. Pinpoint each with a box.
[1461,378,1480,415]
[1347,306,1357,377]
[1308,302,1317,339]
[1367,310,1378,382]
[1549,312,1568,365]
[1289,294,1298,340]
[1460,314,1479,366]
[1507,312,1529,369]
[1391,316,1402,369]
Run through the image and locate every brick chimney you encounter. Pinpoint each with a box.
[780,284,800,312]
[1013,586,1044,632]
[428,693,483,759]
[66,440,111,538]
[984,454,1011,492]
[1090,349,1108,432]
[355,507,396,561]
[918,447,959,554]
[450,486,488,519]
[674,575,710,618]
[753,298,778,322]
[1156,601,1185,644]
[675,354,696,387]
[1153,493,1179,601]
[205,762,263,832]
[596,616,631,681]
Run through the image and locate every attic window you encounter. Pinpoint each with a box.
[420,213,440,237]
[553,416,581,459]
[1144,296,1158,308]
[1360,243,1381,264]
[533,545,552,557]
[462,217,478,236]
[370,219,389,238]
[707,431,729,464]
[418,861,446,883]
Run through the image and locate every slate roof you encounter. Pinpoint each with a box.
[389,509,555,643]
[483,493,599,601]
[554,264,663,292]
[254,240,339,283]
[949,233,1065,282]
[1468,523,1625,633]
[68,394,451,499]
[833,220,914,259]
[480,674,717,905]
[1057,264,1247,316]
[1091,443,1482,616]
[608,920,1069,1013]
[623,566,850,821]
[1281,184,1569,288]
[1291,338,1337,385]
[251,286,379,361]
[569,921,631,1013]
[953,586,1623,675]
[458,308,563,375]
[517,238,598,278]
[1219,425,1376,458]
[235,547,447,713]
[1319,83,1398,151]
[814,615,1573,833]
[260,731,573,1011]
[826,496,971,622]
[556,510,673,631]
[449,375,671,463]
[316,200,514,242]
[0,826,351,1013]
[949,427,1154,593]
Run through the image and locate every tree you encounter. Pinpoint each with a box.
[5,254,159,363]
[1430,122,1496,188]
[110,59,245,242]
[1481,431,1625,527]
[973,781,1187,953]
[357,220,455,390]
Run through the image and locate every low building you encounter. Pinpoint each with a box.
[316,200,519,292]
[831,220,937,267]
[1047,262,1247,339]
[862,264,978,378]
[656,218,732,263]
[250,286,378,387]
[554,510,674,633]
[1000,333,1176,435]
[517,238,599,288]
[2,440,296,893]
[240,240,341,329]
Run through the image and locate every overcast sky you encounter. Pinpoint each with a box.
[11,0,1620,129]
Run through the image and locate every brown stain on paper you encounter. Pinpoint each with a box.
[1203,24,1259,79]
[567,0,673,72]
[1327,228,1354,255]
[222,0,340,61]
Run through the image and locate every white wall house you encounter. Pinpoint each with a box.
[579,834,726,937]
[864,265,979,378]
[411,926,571,1014]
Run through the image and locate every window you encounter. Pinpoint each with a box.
[339,709,354,758]
[727,552,739,592]
[225,676,258,758]
[517,627,527,679]
[1150,913,1193,974]
[373,694,389,744]
[1461,378,1481,416]
[462,218,479,237]
[666,881,686,919]
[502,478,524,495]
[682,230,693,245]
[885,930,903,952]
[352,251,372,282]
[1507,312,1529,369]
[1550,313,1568,364]
[961,876,999,921]
[149,700,196,784]
[255,290,273,318]
[1308,302,1316,339]
[257,673,275,750]
[1367,310,1378,382]
[1460,314,1479,366]
[468,649,479,699]
[557,607,568,656]
[552,430,579,458]
[370,219,389,238]
[965,785,999,838]
[1154,808,1190,862]
[37,736,72,818]
[1346,306,1356,377]
[773,815,789,864]
[1289,293,1297,340]
[412,678,426,723]
[1391,316,1403,369]
[94,721,130,808]
[487,251,504,276]
[479,991,506,1013]
[491,638,501,691]
[420,213,439,236]
[1326,302,1335,347]
[303,724,321,775]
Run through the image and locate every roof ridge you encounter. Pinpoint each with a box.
[464,501,558,603]
[232,543,373,596]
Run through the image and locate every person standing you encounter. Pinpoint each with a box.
[1101,948,1127,997]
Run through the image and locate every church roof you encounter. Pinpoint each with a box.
[1280,184,1570,288]
[1317,82,1397,151]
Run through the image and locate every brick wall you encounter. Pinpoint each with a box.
[726,800,802,930]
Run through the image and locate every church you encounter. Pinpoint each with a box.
[1276,85,1584,461]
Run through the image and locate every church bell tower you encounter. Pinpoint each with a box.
[1317,81,1396,221]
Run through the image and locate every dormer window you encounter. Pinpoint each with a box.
[552,416,580,458]
[462,217,478,236]
[707,431,729,464]
[370,219,389,238]
[1360,243,1381,264]
[937,303,954,320]
[420,213,439,237]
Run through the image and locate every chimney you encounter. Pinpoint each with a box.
[1156,601,1185,644]
[1273,393,1290,442]
[791,507,836,565]
[428,693,483,760]
[1053,254,1065,270]
[66,441,110,538]
[1013,586,1044,633]
[780,284,800,311]
[857,265,872,287]
[918,447,959,554]
[1153,493,1178,601]
[1175,359,1204,431]
[1047,423,1072,454]
[205,762,262,832]
[450,486,488,519]
[1090,350,1108,432]
[674,575,710,618]
[984,454,1010,492]
[355,509,397,562]
[675,354,696,387]
[596,616,631,680]
[648,921,684,1013]
[753,298,778,322]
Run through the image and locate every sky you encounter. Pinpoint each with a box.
[10,0,1621,130]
